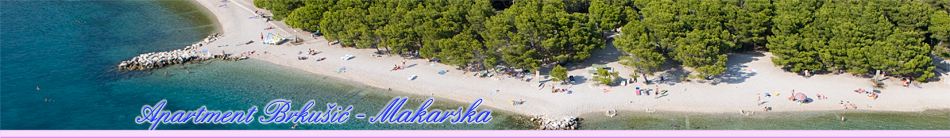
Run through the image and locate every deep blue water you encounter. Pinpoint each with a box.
[1,0,216,129]
[0,0,531,130]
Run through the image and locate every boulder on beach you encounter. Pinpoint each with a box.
[532,116,580,130]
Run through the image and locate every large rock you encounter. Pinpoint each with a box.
[117,33,222,71]
[532,116,580,130]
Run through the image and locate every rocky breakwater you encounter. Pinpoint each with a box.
[117,33,236,70]
[532,116,580,130]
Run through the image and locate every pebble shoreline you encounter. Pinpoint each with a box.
[532,116,580,130]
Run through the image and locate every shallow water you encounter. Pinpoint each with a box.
[108,60,533,130]
[580,110,950,130]
[1,0,216,129]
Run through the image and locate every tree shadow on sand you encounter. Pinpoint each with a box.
[931,56,950,82]
[550,39,766,86]
[711,52,763,84]
[654,65,688,85]
[564,40,622,71]
[569,75,588,85]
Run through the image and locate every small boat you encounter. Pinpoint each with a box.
[408,75,418,80]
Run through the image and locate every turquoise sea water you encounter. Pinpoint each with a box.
[0,0,531,130]
[1,0,215,129]
[580,110,950,130]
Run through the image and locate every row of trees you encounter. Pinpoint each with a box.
[257,0,950,82]
[615,0,950,81]
[615,0,768,79]
[766,0,949,81]
[258,0,608,71]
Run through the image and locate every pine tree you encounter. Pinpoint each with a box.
[550,65,568,82]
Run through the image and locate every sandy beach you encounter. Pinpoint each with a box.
[189,0,950,118]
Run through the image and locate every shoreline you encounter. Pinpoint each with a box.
[184,0,222,35]
[578,109,950,129]
[165,0,222,35]
[238,58,542,119]
[181,0,950,118]
[581,108,950,118]
[153,0,221,36]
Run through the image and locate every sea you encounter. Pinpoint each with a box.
[1,0,947,130]
[581,110,950,130]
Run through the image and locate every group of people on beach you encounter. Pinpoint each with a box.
[815,93,829,100]
[305,48,321,55]
[391,60,408,71]
[840,100,859,109]
[757,90,827,112]
[549,85,572,94]
[854,88,880,100]
[252,10,271,22]
[237,50,258,57]
[757,92,775,112]
[633,86,665,97]
[753,86,880,111]
[295,49,326,61]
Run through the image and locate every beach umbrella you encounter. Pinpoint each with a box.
[793,92,807,102]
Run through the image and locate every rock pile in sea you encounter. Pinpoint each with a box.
[117,33,228,70]
[532,116,580,130]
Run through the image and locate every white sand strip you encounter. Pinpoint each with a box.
[190,0,950,117]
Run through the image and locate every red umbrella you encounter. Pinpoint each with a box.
[793,92,808,102]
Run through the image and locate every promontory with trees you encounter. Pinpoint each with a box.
[255,0,950,82]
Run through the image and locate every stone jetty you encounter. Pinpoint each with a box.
[532,116,580,130]
[117,33,241,70]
